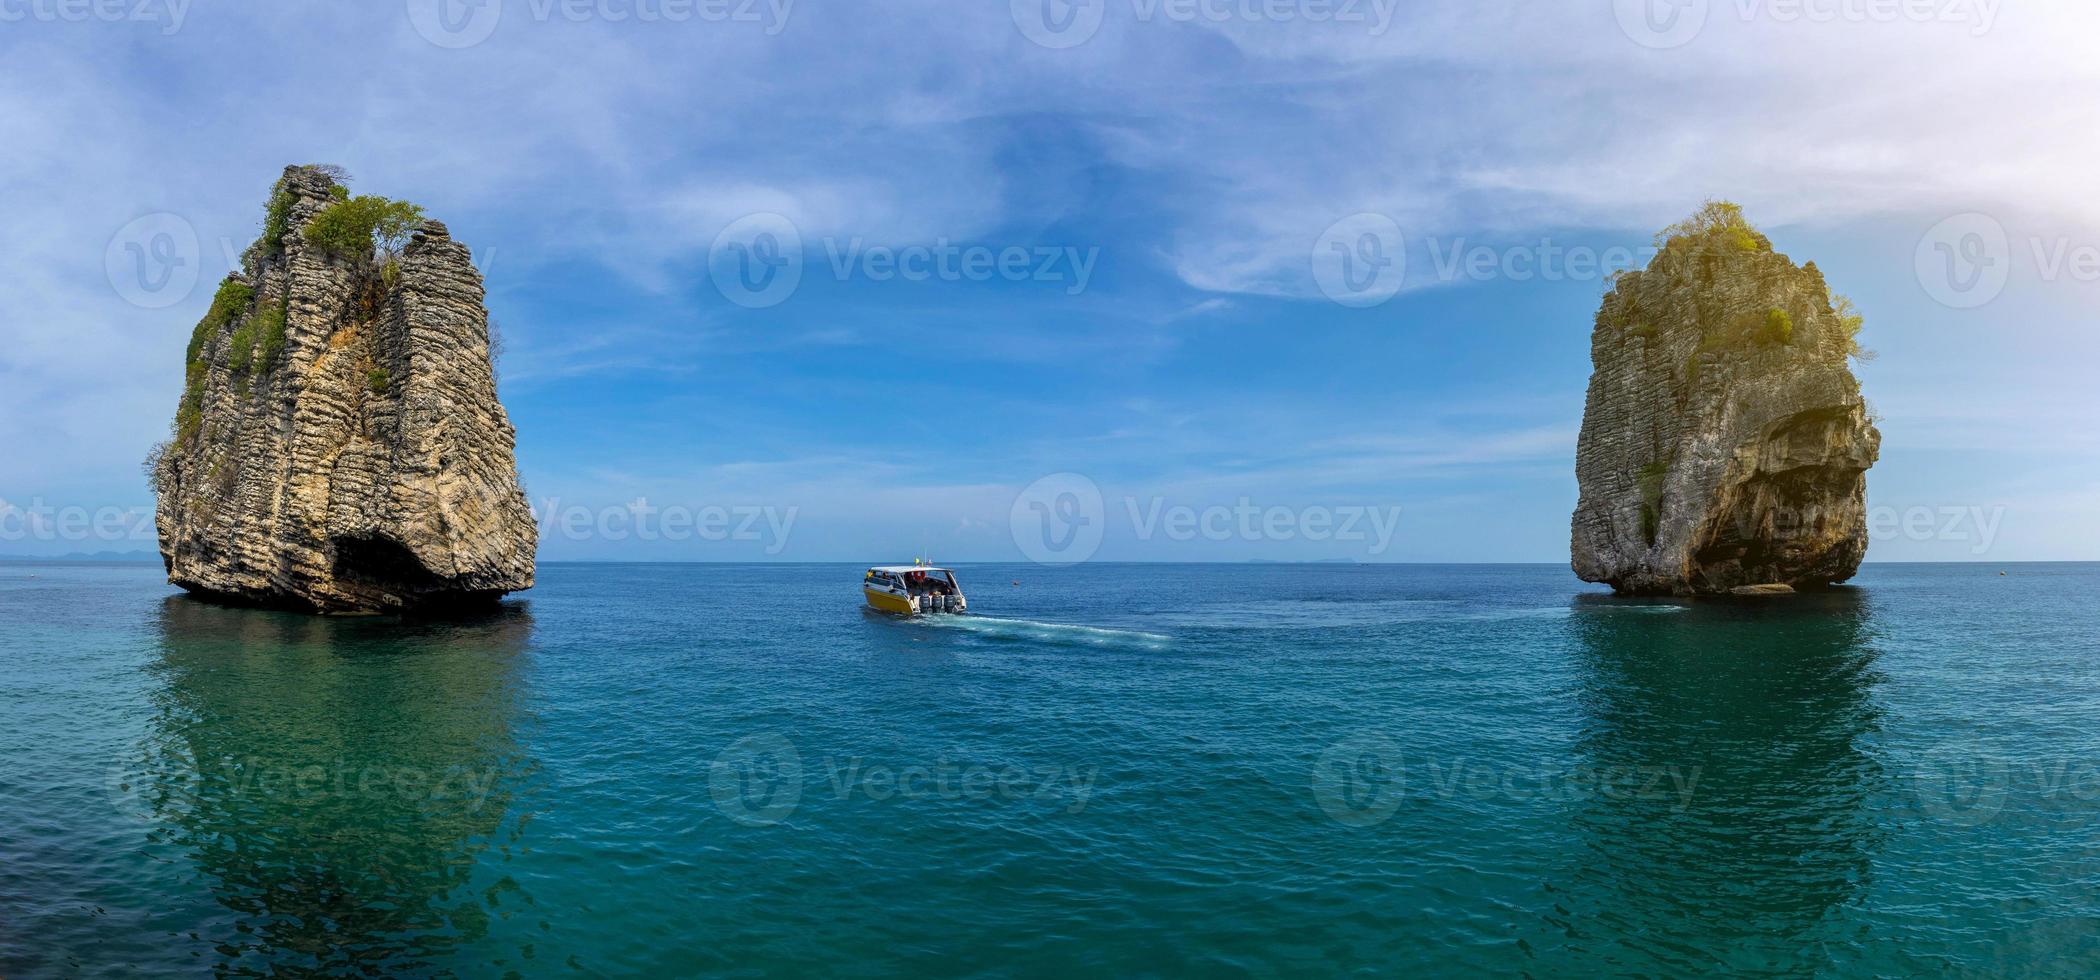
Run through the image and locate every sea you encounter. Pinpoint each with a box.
[2,560,2097,976]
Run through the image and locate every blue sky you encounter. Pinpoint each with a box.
[2,1,2096,562]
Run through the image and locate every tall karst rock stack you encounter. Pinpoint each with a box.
[149,165,536,613]
[1572,203,1880,595]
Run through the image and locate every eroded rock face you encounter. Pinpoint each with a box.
[1571,209,1880,595]
[152,165,535,613]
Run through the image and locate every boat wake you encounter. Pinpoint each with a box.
[921,615,1172,651]
[1145,598,1574,630]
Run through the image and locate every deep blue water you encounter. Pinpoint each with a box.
[3,561,2099,976]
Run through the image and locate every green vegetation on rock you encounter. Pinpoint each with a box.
[1759,308,1794,346]
[253,301,288,371]
[1680,307,1791,388]
[228,321,256,374]
[306,194,425,261]
[1833,294,1875,362]
[262,165,353,258]
[229,300,291,375]
[367,367,392,395]
[176,360,206,444]
[189,279,254,363]
[1655,199,1769,254]
[227,299,289,378]
[260,183,295,258]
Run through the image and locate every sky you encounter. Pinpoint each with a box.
[1,0,2096,563]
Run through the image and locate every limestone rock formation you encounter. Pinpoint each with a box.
[1571,203,1881,595]
[149,165,535,613]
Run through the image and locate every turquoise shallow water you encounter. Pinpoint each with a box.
[3,561,2099,976]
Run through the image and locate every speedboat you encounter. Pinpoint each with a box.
[863,564,968,616]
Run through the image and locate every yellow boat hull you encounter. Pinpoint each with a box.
[864,587,917,615]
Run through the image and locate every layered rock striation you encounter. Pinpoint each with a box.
[1571,204,1880,595]
[150,165,535,613]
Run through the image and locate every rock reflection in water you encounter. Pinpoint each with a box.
[1549,591,1888,973]
[129,596,538,974]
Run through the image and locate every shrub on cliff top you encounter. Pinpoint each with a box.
[260,183,295,258]
[305,195,425,261]
[261,167,352,258]
[1656,200,1768,254]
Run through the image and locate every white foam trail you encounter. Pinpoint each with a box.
[1580,603,1689,614]
[922,615,1172,648]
